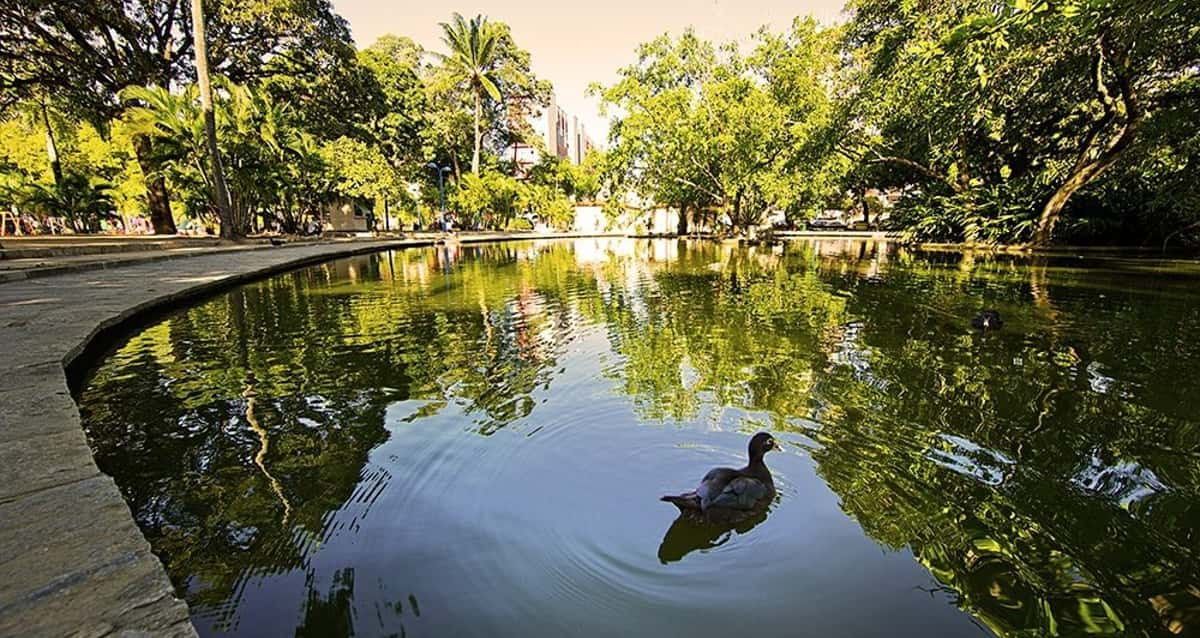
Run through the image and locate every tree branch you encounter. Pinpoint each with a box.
[865,148,961,192]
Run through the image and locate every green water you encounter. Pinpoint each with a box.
[77,238,1200,637]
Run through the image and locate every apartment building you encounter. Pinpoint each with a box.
[507,90,598,177]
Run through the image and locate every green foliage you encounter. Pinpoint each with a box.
[525,151,604,203]
[518,182,573,230]
[837,0,1200,244]
[504,217,533,231]
[320,137,405,209]
[23,172,118,232]
[596,20,839,235]
[0,6,569,235]
[356,36,427,172]
[0,0,361,232]
[0,105,148,222]
[123,82,335,233]
[452,171,512,228]
[450,168,573,230]
[436,13,503,175]
[6,3,1194,241]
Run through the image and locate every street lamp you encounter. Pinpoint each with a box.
[425,162,451,233]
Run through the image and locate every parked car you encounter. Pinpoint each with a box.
[807,216,847,230]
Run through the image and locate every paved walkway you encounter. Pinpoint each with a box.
[0,237,483,636]
[0,236,382,283]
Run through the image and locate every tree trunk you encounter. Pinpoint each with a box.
[472,90,482,174]
[132,135,177,234]
[40,100,62,185]
[1033,121,1138,245]
[676,203,689,236]
[1034,47,1144,245]
[191,0,234,238]
[732,188,744,237]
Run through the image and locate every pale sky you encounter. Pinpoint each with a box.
[331,0,846,144]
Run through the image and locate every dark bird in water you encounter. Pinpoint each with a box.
[971,310,1003,331]
[661,432,779,524]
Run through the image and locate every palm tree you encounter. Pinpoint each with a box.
[25,174,118,233]
[438,13,502,174]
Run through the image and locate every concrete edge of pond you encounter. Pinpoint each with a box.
[0,232,612,637]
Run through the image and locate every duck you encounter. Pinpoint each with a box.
[971,309,1003,331]
[661,432,780,524]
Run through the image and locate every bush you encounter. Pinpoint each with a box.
[505,217,533,231]
[23,173,118,233]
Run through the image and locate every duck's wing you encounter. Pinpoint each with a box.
[705,476,772,510]
[696,467,741,510]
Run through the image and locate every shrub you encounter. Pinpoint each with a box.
[505,217,533,231]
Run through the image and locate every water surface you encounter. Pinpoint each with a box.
[78,238,1200,637]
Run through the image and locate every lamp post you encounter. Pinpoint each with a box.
[425,162,451,233]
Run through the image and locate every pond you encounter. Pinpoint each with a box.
[77,238,1200,637]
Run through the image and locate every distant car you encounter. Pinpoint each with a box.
[807,217,847,230]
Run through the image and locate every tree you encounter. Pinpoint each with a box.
[124,81,331,235]
[358,36,427,176]
[996,0,1200,243]
[24,173,118,232]
[190,0,233,237]
[423,18,547,183]
[437,13,502,175]
[838,0,1200,244]
[0,0,358,234]
[320,135,408,219]
[596,21,838,236]
[0,2,188,232]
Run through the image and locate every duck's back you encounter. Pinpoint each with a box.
[698,468,773,510]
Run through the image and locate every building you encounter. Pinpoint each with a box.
[506,142,541,179]
[546,93,571,161]
[505,90,599,177]
[568,116,596,165]
[325,197,374,233]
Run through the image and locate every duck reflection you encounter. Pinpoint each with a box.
[657,508,769,564]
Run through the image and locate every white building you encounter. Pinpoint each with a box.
[505,90,599,177]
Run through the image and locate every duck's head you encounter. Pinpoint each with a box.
[749,432,781,459]
[973,310,1003,330]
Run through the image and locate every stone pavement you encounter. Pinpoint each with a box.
[0,236,353,283]
[0,237,456,636]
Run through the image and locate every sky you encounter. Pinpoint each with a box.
[331,0,846,145]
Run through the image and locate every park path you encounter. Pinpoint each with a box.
[0,237,458,636]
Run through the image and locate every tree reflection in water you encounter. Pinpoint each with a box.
[77,239,1200,637]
